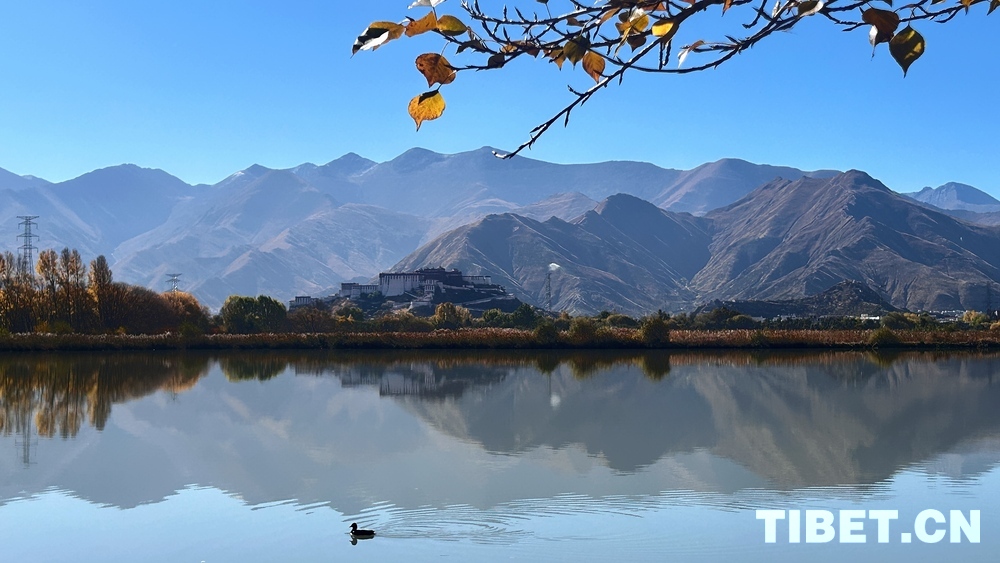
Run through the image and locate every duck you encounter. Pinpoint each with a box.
[349,523,376,539]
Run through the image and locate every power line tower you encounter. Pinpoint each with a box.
[166,273,182,292]
[16,215,39,275]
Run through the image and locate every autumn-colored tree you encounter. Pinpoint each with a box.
[287,306,336,333]
[0,251,38,332]
[116,285,176,334]
[58,248,95,331]
[432,301,471,329]
[357,0,983,156]
[162,291,213,333]
[88,255,126,332]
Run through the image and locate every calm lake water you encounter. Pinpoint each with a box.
[1,350,999,562]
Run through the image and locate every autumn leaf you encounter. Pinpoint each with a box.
[352,22,405,55]
[889,25,924,76]
[547,47,567,69]
[437,15,467,36]
[562,36,591,65]
[582,51,605,83]
[991,0,999,14]
[651,19,677,39]
[408,91,446,131]
[406,11,438,37]
[415,53,456,87]
[862,8,900,46]
[615,11,650,38]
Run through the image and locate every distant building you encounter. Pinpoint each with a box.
[290,267,511,314]
[341,267,495,299]
[338,283,379,299]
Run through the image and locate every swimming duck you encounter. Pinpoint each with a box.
[350,523,376,539]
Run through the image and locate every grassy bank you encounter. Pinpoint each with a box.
[3,327,1000,352]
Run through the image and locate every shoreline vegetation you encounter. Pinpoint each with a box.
[5,247,1000,353]
[4,327,1000,352]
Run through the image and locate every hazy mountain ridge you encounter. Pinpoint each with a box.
[1,150,833,308]
[399,171,1000,314]
[1,151,995,312]
[905,182,1000,213]
[0,166,51,191]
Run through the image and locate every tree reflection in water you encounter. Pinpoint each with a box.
[0,354,212,449]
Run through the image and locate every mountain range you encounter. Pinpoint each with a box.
[1,148,998,314]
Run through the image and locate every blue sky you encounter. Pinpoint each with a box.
[0,1,997,195]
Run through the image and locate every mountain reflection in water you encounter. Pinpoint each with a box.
[1,350,999,513]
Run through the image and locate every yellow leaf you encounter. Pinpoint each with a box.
[582,51,605,83]
[405,11,438,37]
[889,25,924,77]
[723,0,733,13]
[408,91,446,131]
[437,15,467,36]
[615,14,650,38]
[352,22,405,55]
[415,53,456,87]
[651,19,677,39]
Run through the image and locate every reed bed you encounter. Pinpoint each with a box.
[2,327,1000,352]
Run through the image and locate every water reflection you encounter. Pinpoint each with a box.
[0,353,211,451]
[1,350,999,510]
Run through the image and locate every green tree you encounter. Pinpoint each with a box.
[220,295,287,334]
[220,296,259,334]
[255,295,287,333]
[357,1,969,155]
[511,303,540,329]
[481,308,513,327]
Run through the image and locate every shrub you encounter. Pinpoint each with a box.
[510,303,540,329]
[568,317,597,343]
[639,316,670,347]
[749,330,770,348]
[963,310,990,328]
[604,313,638,328]
[868,326,901,348]
[880,312,913,330]
[533,320,559,345]
[481,308,513,328]
[179,321,204,338]
[726,314,757,330]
